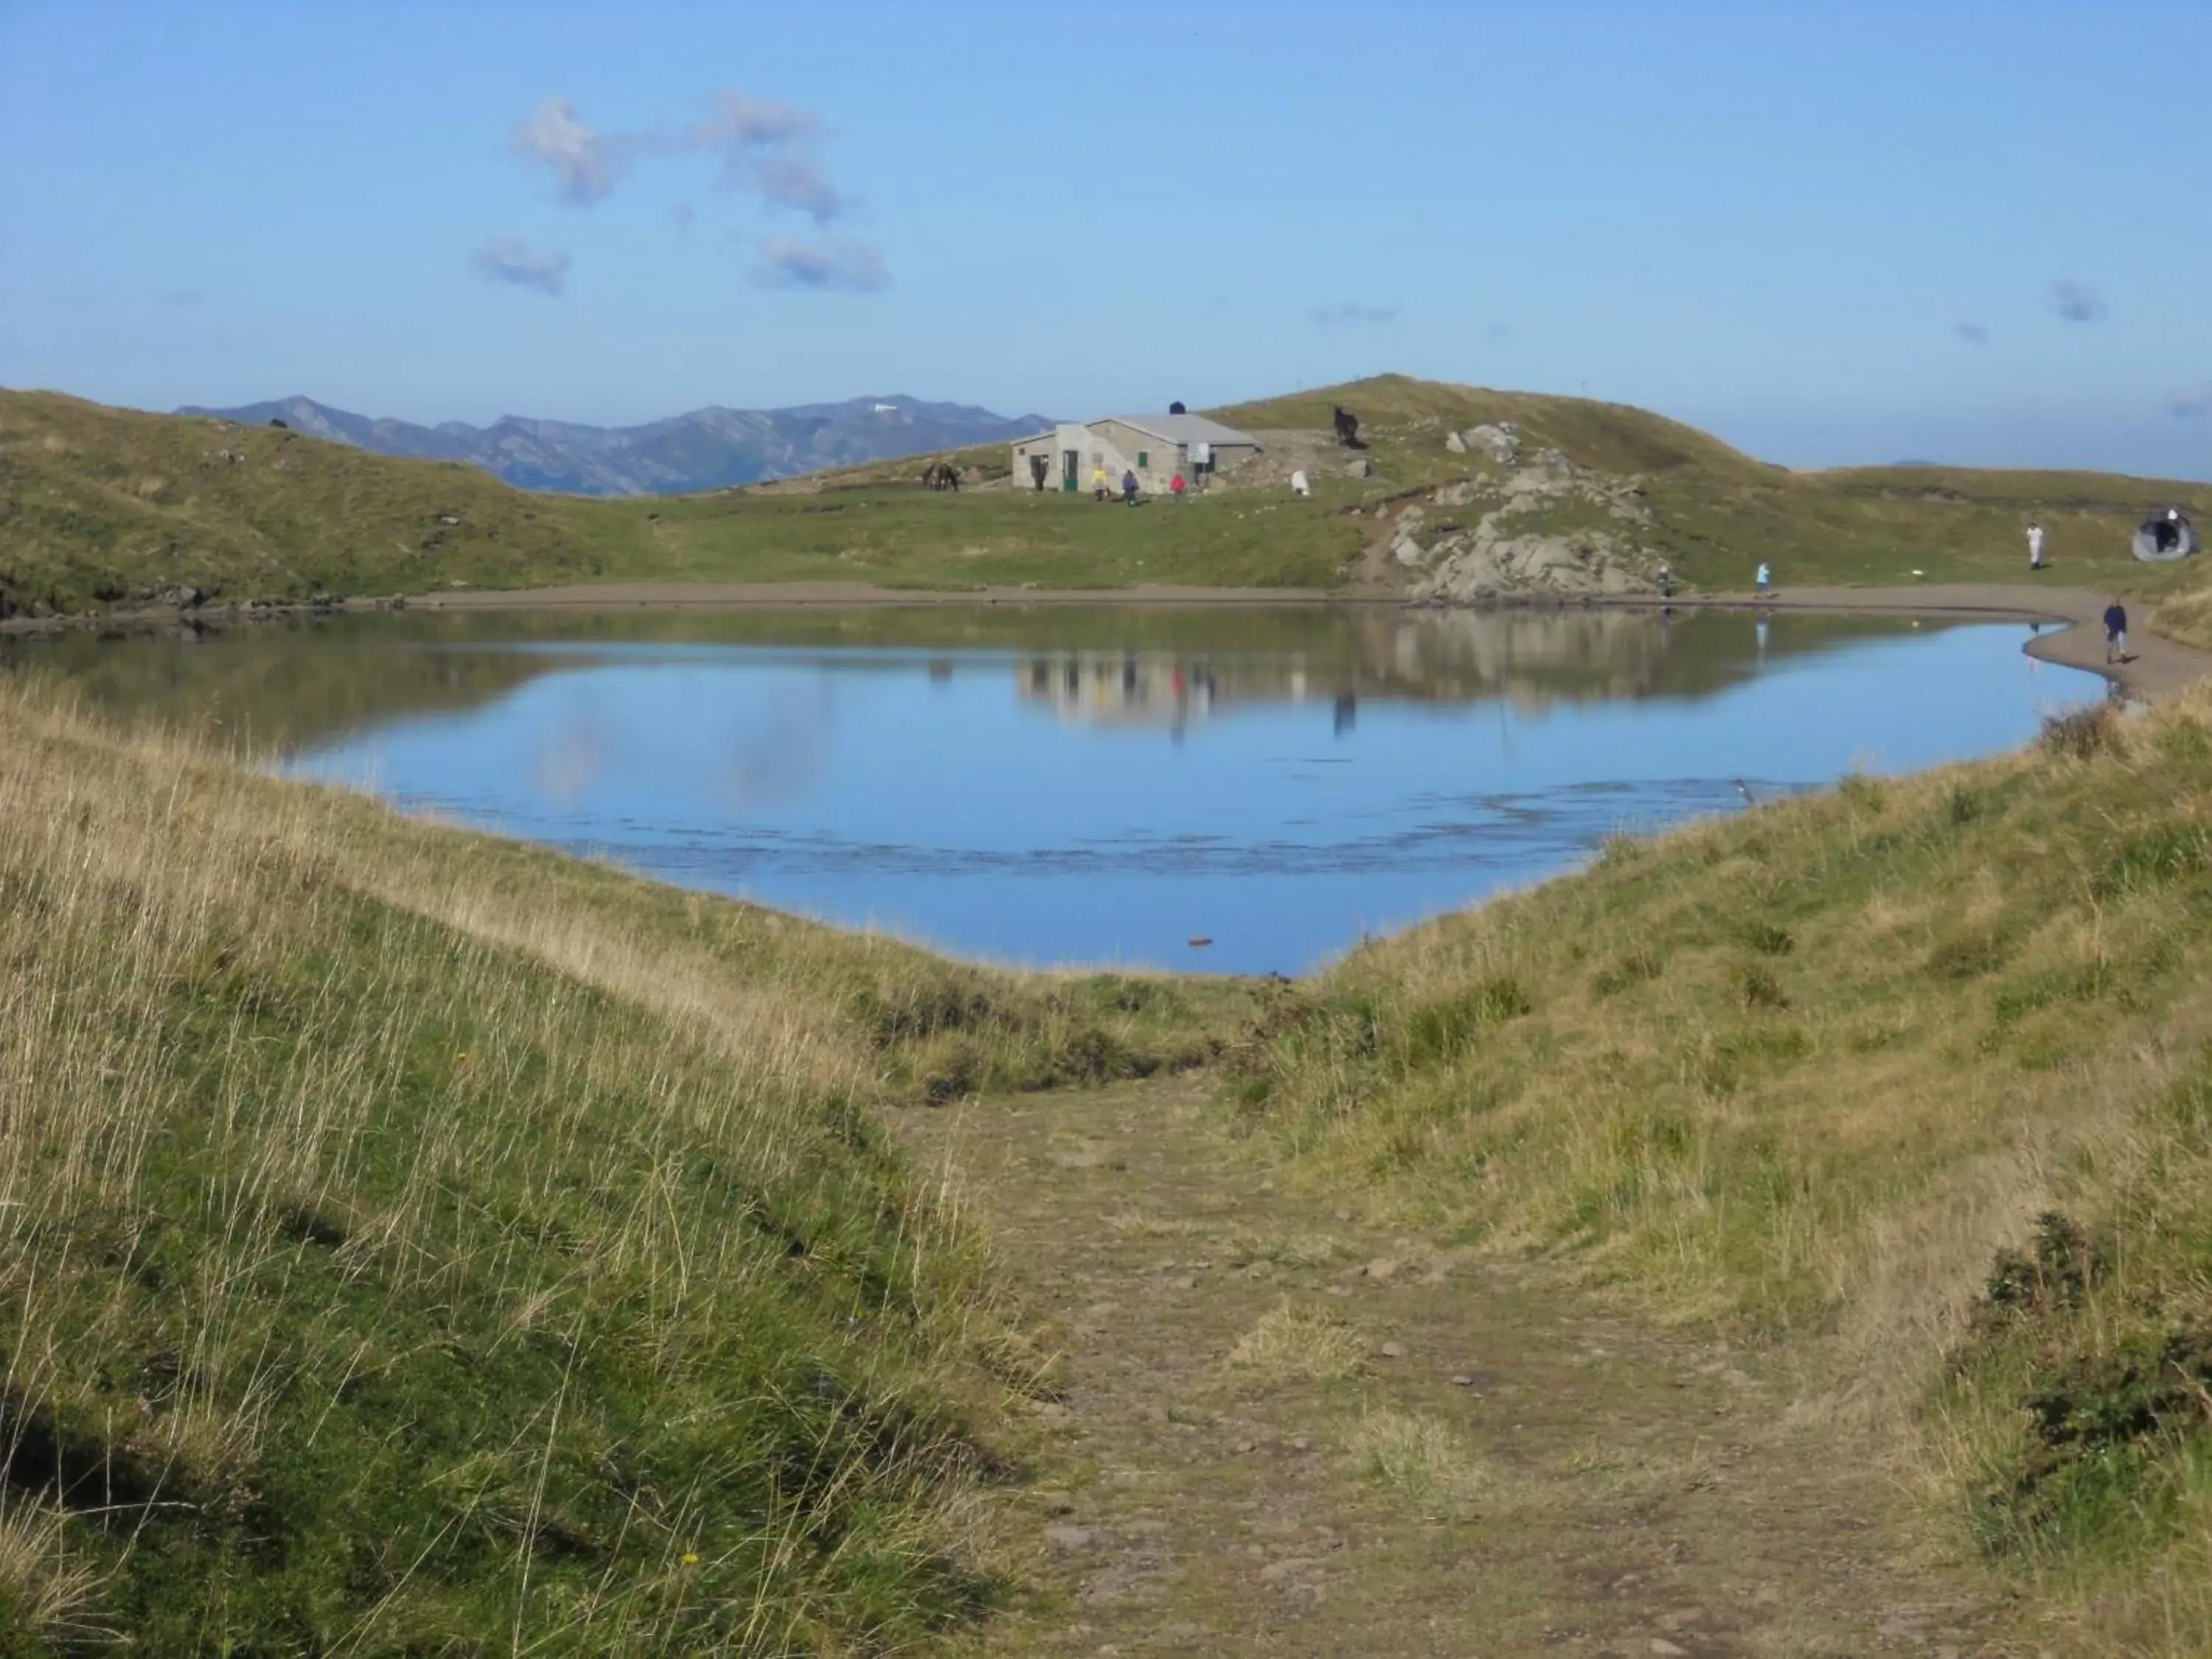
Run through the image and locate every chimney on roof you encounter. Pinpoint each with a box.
[1169,400,1187,415]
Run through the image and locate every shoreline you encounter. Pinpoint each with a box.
[5,577,2203,699]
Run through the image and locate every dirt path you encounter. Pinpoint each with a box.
[905,1077,2040,1658]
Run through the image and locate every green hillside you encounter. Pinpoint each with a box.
[7,376,2211,635]
[0,682,1249,1653]
[1231,689,2212,1652]
[0,390,608,615]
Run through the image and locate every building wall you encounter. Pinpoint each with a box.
[1009,424,1096,492]
[1090,422,1177,493]
[1010,424,1262,495]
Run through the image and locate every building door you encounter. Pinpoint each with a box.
[1062,450,1081,492]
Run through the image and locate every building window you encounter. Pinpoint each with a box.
[1136,451,1150,469]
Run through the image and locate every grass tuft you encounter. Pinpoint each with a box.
[1221,1301,1365,1382]
[2040,703,2124,761]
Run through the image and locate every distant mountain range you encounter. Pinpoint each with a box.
[174,394,1055,495]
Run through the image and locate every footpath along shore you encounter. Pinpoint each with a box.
[1652,582,2211,700]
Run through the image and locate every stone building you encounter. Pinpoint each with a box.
[1009,413,1261,494]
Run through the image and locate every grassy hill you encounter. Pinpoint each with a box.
[11,376,2212,627]
[0,390,613,615]
[1229,689,2212,1652]
[0,681,1249,1653]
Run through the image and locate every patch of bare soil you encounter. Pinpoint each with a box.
[903,1077,2043,1658]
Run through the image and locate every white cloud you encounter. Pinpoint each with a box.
[751,235,888,293]
[512,97,635,206]
[468,234,571,296]
[2047,279,2108,324]
[509,88,852,223]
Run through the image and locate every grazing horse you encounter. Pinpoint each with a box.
[1332,405,1361,448]
[920,461,961,492]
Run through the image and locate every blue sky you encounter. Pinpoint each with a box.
[3,0,2208,476]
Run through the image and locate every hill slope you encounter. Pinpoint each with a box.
[9,375,2212,628]
[0,389,608,614]
[1232,690,2212,1653]
[0,681,1248,1651]
[178,393,1055,495]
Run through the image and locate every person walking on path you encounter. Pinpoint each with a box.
[2105,597,2129,664]
[2028,521,2046,569]
[1754,561,1772,597]
[1121,468,1139,507]
[1169,471,1187,501]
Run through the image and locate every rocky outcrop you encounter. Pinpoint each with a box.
[1381,451,1663,600]
[1461,422,1520,465]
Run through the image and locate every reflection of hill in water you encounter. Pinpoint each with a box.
[4,604,1934,748]
[2,619,566,755]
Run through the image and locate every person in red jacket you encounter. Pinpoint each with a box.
[1170,471,1187,501]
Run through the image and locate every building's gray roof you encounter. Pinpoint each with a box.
[1009,414,1260,449]
[1096,413,1258,447]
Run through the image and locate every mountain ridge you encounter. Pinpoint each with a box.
[175,392,1056,495]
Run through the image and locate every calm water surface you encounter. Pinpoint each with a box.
[15,606,2098,973]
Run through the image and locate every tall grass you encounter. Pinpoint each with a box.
[1228,686,2212,1653]
[0,681,1253,1652]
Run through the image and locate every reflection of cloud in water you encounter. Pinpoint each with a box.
[717,675,835,814]
[532,703,607,809]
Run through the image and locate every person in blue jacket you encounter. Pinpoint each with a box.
[1121,468,1139,506]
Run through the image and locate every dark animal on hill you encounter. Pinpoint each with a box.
[268,417,288,429]
[1332,405,1362,448]
[920,461,962,492]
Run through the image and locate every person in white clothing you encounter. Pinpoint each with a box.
[2027,521,2045,569]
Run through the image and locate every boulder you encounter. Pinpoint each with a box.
[1444,430,1467,454]
[1344,456,1374,479]
[1391,536,1427,568]
[1465,423,1520,465]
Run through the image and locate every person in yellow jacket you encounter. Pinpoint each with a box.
[1092,464,1108,503]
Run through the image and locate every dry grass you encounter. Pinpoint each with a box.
[0,681,1220,1648]
[1343,1408,1495,1519]
[1221,1301,1366,1382]
[0,1500,105,1647]
[1228,686,2212,1654]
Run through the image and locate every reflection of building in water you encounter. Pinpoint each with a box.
[1020,652,1236,727]
[1010,607,1858,729]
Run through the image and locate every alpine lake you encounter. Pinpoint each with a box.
[8,602,2100,974]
